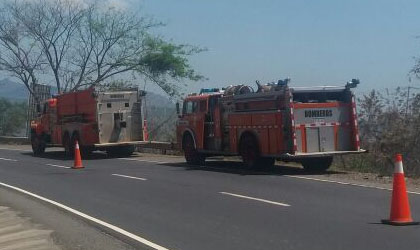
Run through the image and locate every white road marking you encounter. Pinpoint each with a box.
[284,175,420,195]
[46,163,71,169]
[0,157,18,162]
[0,181,169,250]
[119,158,170,164]
[112,174,147,181]
[220,192,290,207]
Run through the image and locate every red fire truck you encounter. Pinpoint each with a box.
[176,79,365,171]
[30,87,144,156]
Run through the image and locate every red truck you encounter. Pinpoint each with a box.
[176,79,365,171]
[30,87,144,156]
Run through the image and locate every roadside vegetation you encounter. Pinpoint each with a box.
[335,87,420,177]
[0,98,27,136]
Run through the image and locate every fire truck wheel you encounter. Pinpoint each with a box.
[301,157,333,172]
[31,134,45,156]
[240,135,260,169]
[183,134,205,165]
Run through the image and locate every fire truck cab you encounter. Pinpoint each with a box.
[176,79,365,171]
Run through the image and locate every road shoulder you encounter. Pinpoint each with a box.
[0,186,139,250]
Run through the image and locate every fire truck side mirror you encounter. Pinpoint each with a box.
[176,103,180,115]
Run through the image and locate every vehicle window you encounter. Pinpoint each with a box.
[183,101,198,114]
[184,101,193,114]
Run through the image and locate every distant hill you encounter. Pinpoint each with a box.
[0,78,174,107]
[0,78,29,101]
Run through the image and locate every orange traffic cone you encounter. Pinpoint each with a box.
[382,154,418,225]
[72,140,84,169]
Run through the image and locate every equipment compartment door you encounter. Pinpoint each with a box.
[306,128,320,153]
[319,126,335,152]
[97,91,140,143]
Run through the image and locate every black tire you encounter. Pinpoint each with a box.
[240,134,260,169]
[31,133,45,156]
[183,134,205,165]
[301,157,333,172]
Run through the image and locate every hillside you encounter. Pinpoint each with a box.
[0,79,29,101]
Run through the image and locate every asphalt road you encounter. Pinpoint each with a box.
[0,146,419,250]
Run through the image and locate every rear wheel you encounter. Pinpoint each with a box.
[31,133,45,156]
[183,134,205,165]
[301,157,333,172]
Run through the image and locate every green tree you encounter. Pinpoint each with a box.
[0,98,28,136]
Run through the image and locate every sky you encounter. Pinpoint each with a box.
[6,0,420,96]
[121,0,420,95]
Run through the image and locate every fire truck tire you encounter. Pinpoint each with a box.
[301,157,333,172]
[31,133,45,156]
[240,134,260,169]
[183,134,205,165]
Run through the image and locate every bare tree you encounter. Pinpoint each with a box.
[68,5,159,90]
[0,0,204,97]
[0,5,44,98]
[13,0,85,93]
[69,4,205,97]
